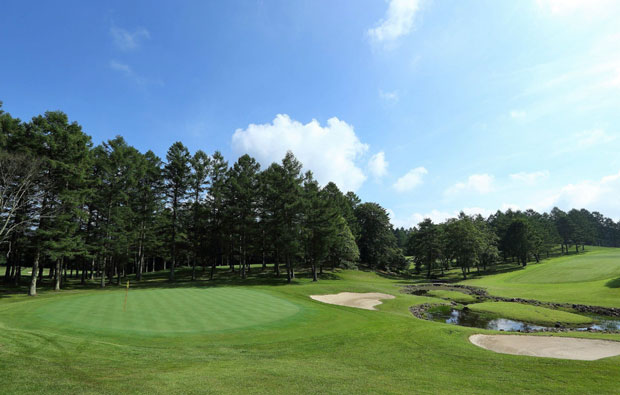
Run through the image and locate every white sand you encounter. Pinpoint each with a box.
[310,292,395,310]
[470,334,620,361]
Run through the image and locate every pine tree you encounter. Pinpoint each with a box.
[29,112,91,290]
[164,142,191,281]
[206,151,228,280]
[188,150,210,280]
[227,154,260,279]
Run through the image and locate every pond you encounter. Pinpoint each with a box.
[426,306,620,332]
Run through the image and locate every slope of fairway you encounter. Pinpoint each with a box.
[462,247,620,307]
[13,287,301,335]
[507,248,620,284]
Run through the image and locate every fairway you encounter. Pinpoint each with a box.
[17,287,301,335]
[507,248,620,284]
[463,247,620,307]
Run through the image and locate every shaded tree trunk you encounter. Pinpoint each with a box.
[54,259,61,291]
[28,251,40,296]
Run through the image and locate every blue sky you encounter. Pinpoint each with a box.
[2,0,620,226]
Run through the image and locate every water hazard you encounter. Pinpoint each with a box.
[427,306,620,332]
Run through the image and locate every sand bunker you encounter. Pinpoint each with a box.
[470,334,620,361]
[310,292,395,310]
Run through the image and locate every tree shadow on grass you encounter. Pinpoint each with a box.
[0,265,343,297]
[605,277,620,288]
[386,263,527,286]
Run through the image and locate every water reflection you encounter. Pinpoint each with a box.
[430,308,620,332]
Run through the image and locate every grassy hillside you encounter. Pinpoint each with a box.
[462,247,620,307]
[2,265,620,394]
[467,302,593,325]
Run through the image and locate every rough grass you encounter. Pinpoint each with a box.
[462,247,620,307]
[2,266,620,394]
[467,302,593,325]
[427,289,477,303]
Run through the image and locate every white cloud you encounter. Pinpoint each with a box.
[109,60,132,75]
[368,151,389,179]
[110,25,150,51]
[379,89,399,102]
[232,114,368,192]
[388,206,498,228]
[368,0,421,44]
[388,209,450,228]
[393,167,427,192]
[510,110,526,119]
[445,173,494,196]
[108,60,162,86]
[575,129,616,147]
[539,171,620,219]
[510,170,549,184]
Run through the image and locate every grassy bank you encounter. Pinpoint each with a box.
[467,302,593,326]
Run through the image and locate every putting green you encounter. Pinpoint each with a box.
[25,287,301,335]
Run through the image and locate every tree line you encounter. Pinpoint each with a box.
[402,206,620,279]
[0,104,407,295]
[3,103,619,291]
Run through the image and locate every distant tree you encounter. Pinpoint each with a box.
[277,152,304,282]
[0,153,40,244]
[206,151,228,279]
[323,182,360,241]
[301,172,338,281]
[473,215,499,271]
[227,154,260,279]
[355,202,404,271]
[164,142,191,281]
[134,150,164,281]
[326,215,359,270]
[408,218,441,278]
[444,214,482,279]
[188,150,210,280]
[553,209,576,255]
[505,218,530,266]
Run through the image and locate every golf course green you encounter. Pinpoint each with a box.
[21,288,300,335]
[2,249,620,393]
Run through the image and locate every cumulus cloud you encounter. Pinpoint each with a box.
[393,167,427,192]
[510,170,550,184]
[445,173,494,196]
[110,25,150,51]
[388,206,499,228]
[232,114,368,192]
[368,0,421,44]
[541,171,620,219]
[368,151,389,179]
